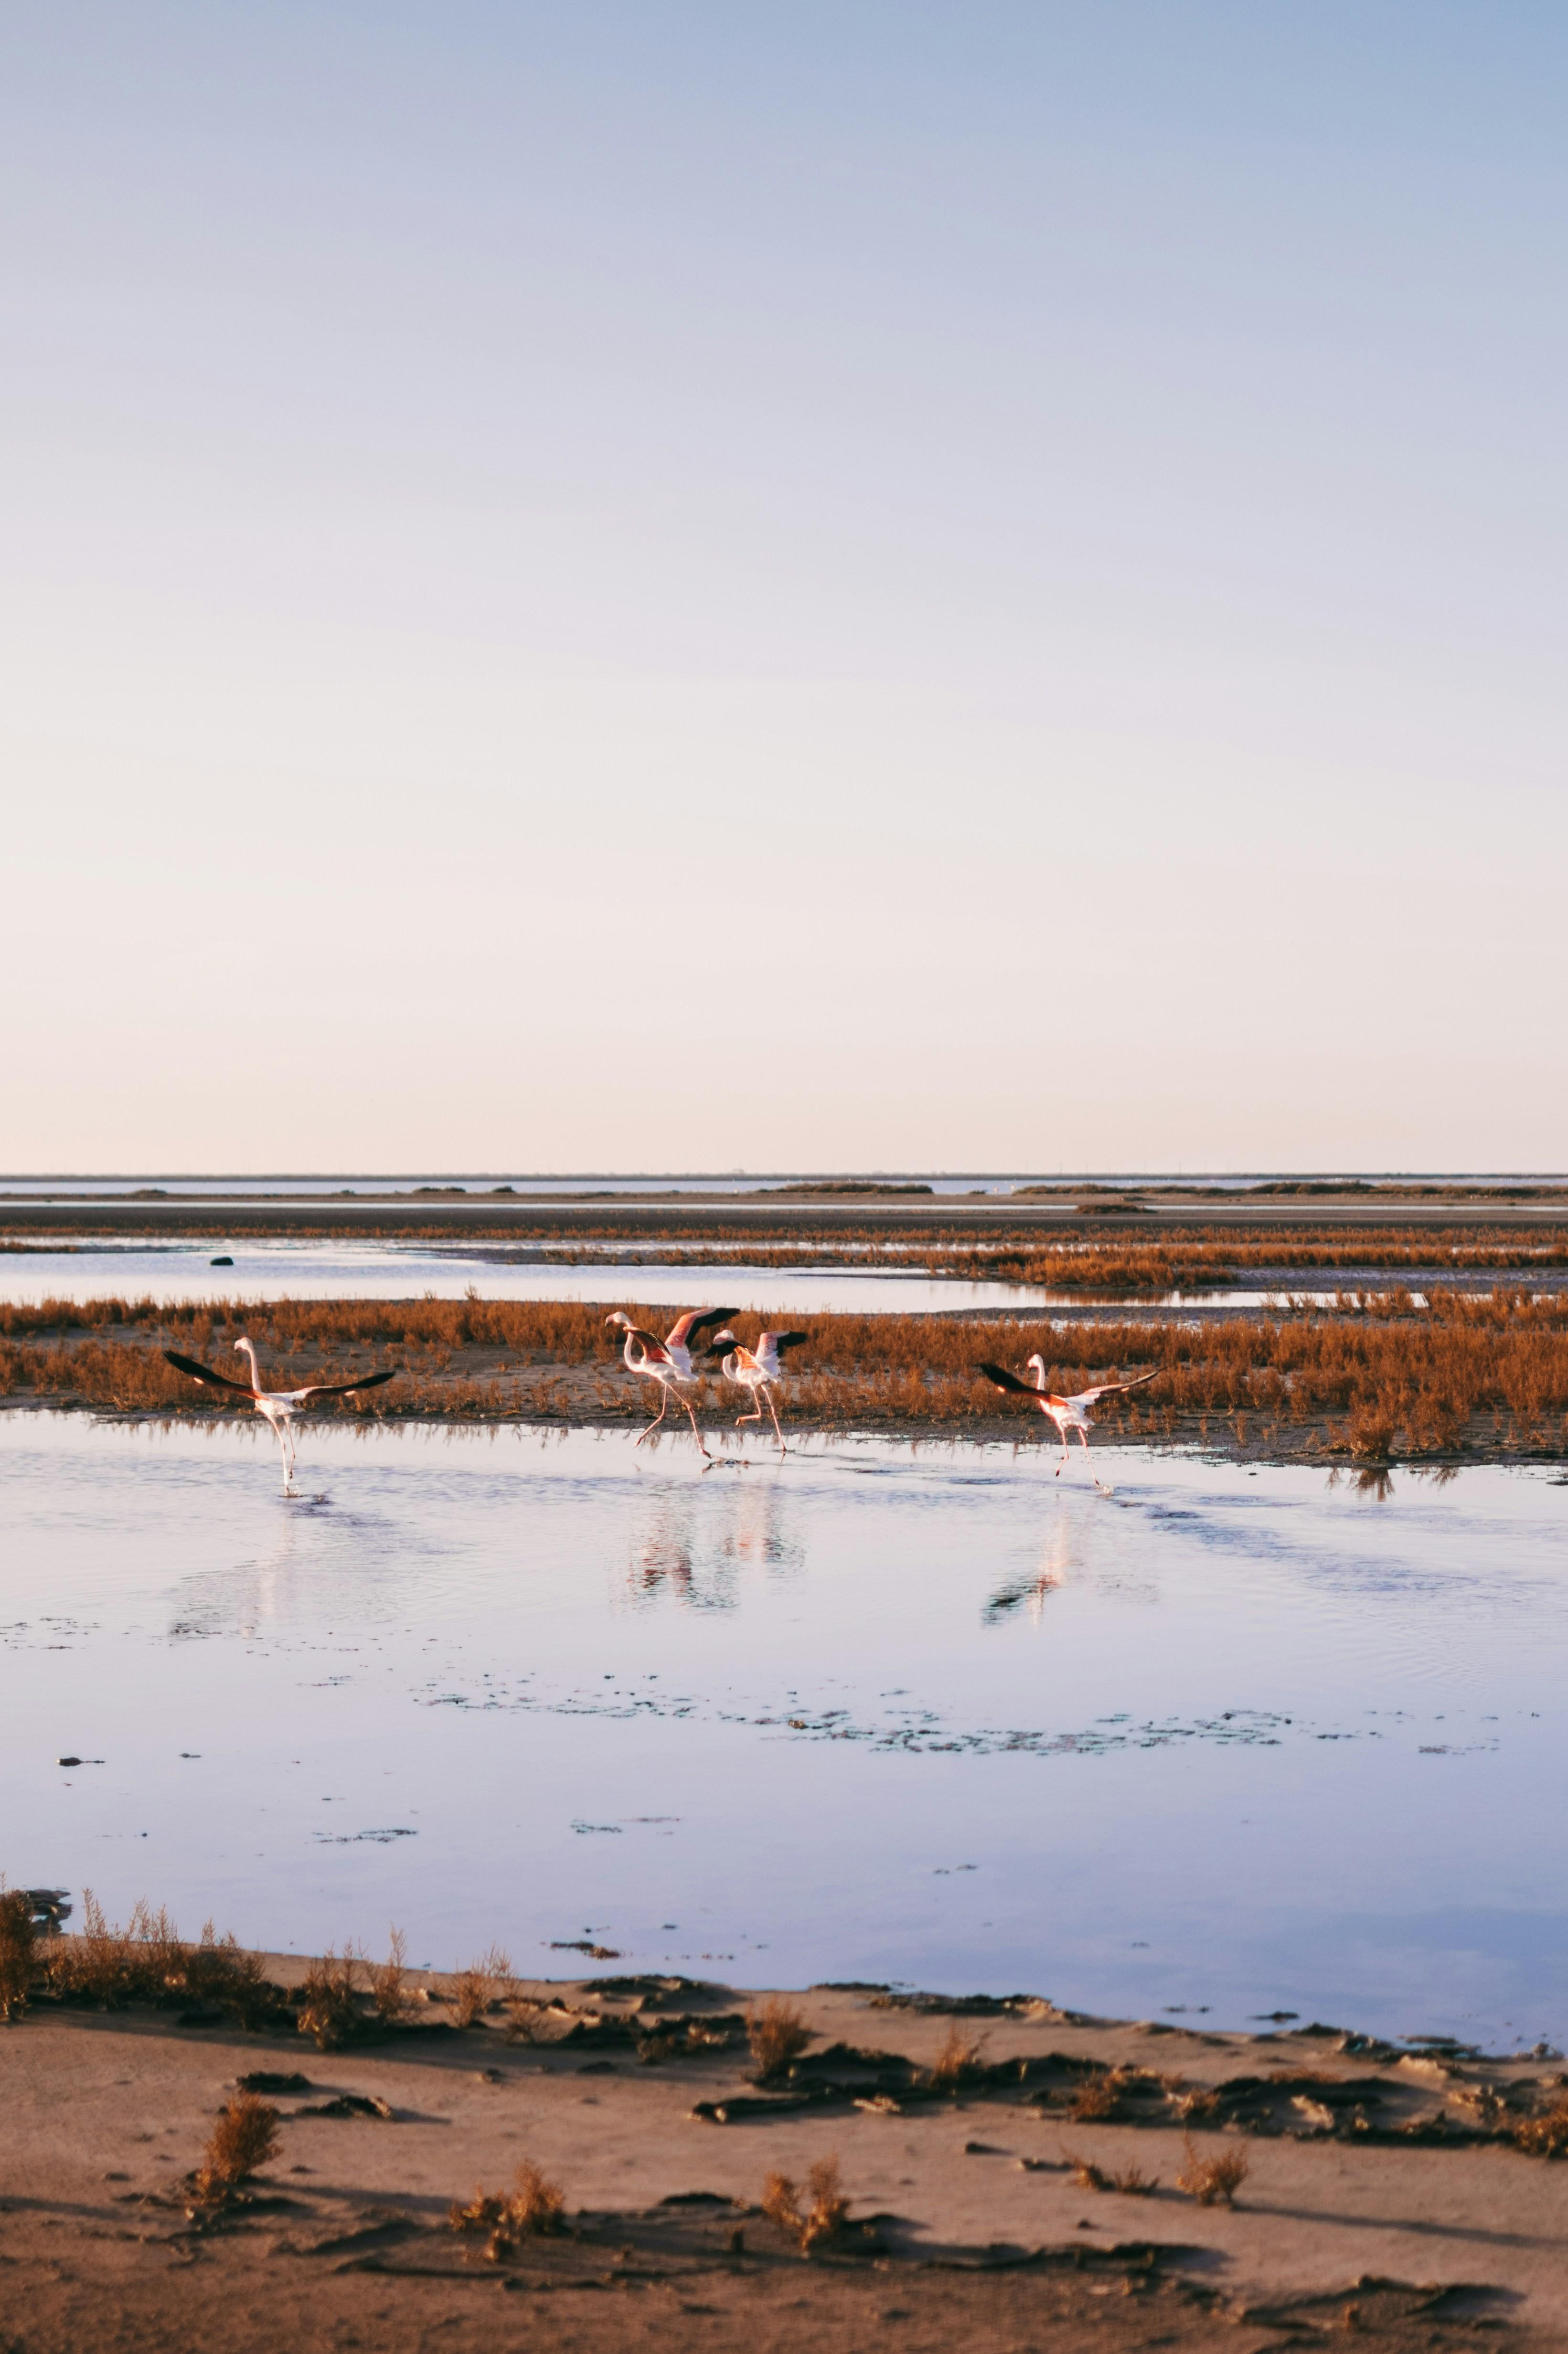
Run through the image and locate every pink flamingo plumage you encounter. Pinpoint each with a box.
[606,1308,737,1458]
[979,1354,1156,1480]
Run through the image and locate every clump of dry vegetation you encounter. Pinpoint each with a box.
[1069,2065,1137,2122]
[41,1893,274,2025]
[452,1944,512,2029]
[296,1944,363,2050]
[928,2023,989,2091]
[0,1891,35,2021]
[448,2160,566,2260]
[1064,2151,1160,2195]
[1514,2099,1568,2159]
[193,2092,280,2205]
[747,1996,813,2080]
[1176,2133,1249,2206]
[761,2156,851,2252]
[369,1927,410,2024]
[10,1229,1568,1463]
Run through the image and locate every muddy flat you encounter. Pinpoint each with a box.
[3,1969,1567,2351]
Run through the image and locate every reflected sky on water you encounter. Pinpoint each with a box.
[4,1414,1565,2049]
[0,1238,1029,1316]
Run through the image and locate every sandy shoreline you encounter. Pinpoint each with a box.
[3,1953,1566,2350]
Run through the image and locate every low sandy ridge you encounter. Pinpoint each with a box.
[3,1959,1567,2351]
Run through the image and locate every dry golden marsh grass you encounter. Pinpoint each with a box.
[6,1279,1568,1459]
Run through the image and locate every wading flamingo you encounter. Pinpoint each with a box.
[605,1308,737,1457]
[706,1329,809,1453]
[163,1340,398,1491]
[978,1355,1156,1482]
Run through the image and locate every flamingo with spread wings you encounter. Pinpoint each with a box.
[163,1338,399,1491]
[706,1328,809,1453]
[978,1355,1156,1479]
[605,1307,737,1458]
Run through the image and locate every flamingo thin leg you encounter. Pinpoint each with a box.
[636,1382,672,1446]
[678,1390,712,1458]
[762,1383,786,1451]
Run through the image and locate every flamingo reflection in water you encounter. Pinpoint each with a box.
[978,1355,1156,1491]
[162,1339,399,1492]
[984,1512,1074,1625]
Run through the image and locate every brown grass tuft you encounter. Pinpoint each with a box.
[0,1891,35,2021]
[448,2159,565,2260]
[1176,2132,1248,2206]
[369,1927,410,2024]
[452,1944,512,2029]
[760,2155,851,2251]
[297,1944,363,2050]
[747,1996,813,2080]
[928,2022,989,2090]
[194,2092,280,2203]
[1069,2065,1135,2121]
[1514,2099,1568,2158]
[42,1892,277,2025]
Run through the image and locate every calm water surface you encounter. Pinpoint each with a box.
[0,1239,1028,1316]
[4,1415,1565,2049]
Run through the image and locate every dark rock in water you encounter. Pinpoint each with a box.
[22,1889,72,1929]
[210,1256,234,1266]
[236,2071,313,2094]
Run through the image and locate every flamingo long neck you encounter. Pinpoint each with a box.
[237,1337,263,1392]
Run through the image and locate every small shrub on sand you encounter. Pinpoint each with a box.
[928,2023,989,2091]
[1176,2133,1248,2206]
[747,1996,812,2080]
[449,2160,565,2260]
[369,1928,410,2024]
[1069,2066,1133,2121]
[452,1944,512,2029]
[1063,2149,1160,2195]
[183,1921,274,2028]
[43,1893,275,2024]
[297,1945,363,2050]
[194,2092,280,2203]
[1515,2100,1568,2158]
[0,1891,36,2020]
[761,2156,850,2252]
[503,1992,549,2044]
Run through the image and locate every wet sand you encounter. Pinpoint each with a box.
[4,1964,1566,2351]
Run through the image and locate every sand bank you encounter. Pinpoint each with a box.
[3,1958,1566,2351]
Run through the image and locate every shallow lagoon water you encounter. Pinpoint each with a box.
[0,1238,1028,1316]
[5,1413,1566,2050]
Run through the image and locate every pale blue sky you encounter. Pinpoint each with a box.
[5,4,1566,1169]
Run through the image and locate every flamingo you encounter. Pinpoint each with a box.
[605,1308,737,1458]
[162,1339,398,1491]
[705,1329,809,1453]
[978,1355,1156,1481]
